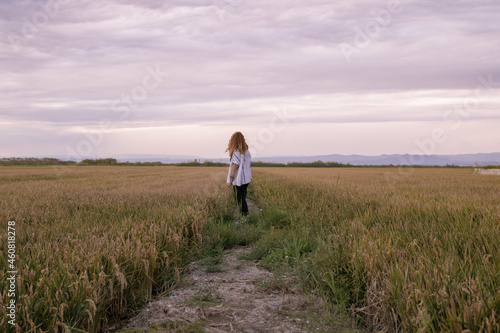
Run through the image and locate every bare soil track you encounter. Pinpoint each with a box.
[117,246,359,333]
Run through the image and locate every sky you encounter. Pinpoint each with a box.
[1,0,499,159]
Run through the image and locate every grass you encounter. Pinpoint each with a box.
[0,166,232,332]
[247,167,500,333]
[186,284,222,308]
[1,166,498,332]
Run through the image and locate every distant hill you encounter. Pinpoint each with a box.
[32,154,201,164]
[207,152,500,166]
[7,152,500,166]
[247,152,500,166]
[110,154,198,164]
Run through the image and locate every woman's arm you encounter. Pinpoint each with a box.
[230,164,239,178]
[228,163,239,186]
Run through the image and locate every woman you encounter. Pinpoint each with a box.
[226,132,252,218]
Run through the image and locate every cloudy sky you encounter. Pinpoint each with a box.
[1,0,499,159]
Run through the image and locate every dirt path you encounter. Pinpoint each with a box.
[117,199,360,333]
[120,246,360,333]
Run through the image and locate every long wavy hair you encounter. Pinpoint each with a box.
[226,132,249,158]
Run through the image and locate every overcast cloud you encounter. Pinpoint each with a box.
[1,0,499,158]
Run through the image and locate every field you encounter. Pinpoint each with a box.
[0,166,230,332]
[250,167,500,332]
[0,166,499,332]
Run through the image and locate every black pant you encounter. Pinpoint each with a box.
[233,183,249,216]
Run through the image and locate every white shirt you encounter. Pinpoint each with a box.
[226,149,252,186]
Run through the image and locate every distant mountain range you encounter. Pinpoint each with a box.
[10,152,500,166]
[108,152,500,166]
[247,152,500,166]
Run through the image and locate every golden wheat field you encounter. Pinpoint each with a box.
[0,166,230,332]
[0,166,499,332]
[250,167,500,332]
